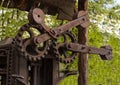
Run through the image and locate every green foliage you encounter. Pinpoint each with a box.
[88,27,120,84]
[0,0,120,84]
[0,7,28,40]
[60,0,120,85]
[108,5,120,20]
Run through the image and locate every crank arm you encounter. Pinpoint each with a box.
[34,11,89,44]
[50,11,89,37]
[65,43,112,60]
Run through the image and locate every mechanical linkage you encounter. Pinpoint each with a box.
[0,7,112,85]
[14,8,112,63]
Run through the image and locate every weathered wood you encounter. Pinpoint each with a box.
[78,0,88,85]
[0,0,33,11]
[0,0,76,20]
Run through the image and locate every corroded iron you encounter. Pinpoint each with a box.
[0,38,28,85]
[65,43,112,60]
[0,7,112,85]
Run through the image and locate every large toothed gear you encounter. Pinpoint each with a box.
[52,31,77,64]
[15,23,50,61]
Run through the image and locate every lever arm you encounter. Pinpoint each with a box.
[65,43,112,60]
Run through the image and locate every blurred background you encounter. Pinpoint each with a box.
[0,0,120,85]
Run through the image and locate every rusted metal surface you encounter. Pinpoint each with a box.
[14,8,89,62]
[65,43,112,60]
[0,4,113,85]
[0,38,28,85]
[52,31,77,63]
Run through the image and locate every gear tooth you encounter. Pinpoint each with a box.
[19,42,23,46]
[48,42,51,45]
[65,60,69,64]
[24,53,28,57]
[24,54,28,59]
[69,60,72,63]
[41,55,45,58]
[65,60,68,63]
[37,57,41,60]
[33,57,37,61]
[29,56,32,61]
[21,48,24,53]
[12,38,16,44]
[47,47,50,50]
[28,56,32,61]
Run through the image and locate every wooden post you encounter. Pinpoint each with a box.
[42,58,59,85]
[78,0,88,85]
[39,54,59,85]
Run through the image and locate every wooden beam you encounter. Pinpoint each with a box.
[78,0,88,85]
[0,0,76,20]
[0,0,33,11]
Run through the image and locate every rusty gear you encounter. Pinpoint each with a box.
[52,31,77,64]
[15,23,50,61]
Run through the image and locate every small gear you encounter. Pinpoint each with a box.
[15,23,50,61]
[52,31,77,64]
